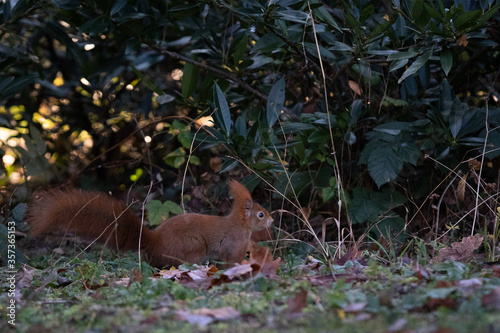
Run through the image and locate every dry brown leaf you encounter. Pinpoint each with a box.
[308,275,336,287]
[17,266,35,289]
[210,264,254,288]
[334,245,360,265]
[423,297,457,312]
[158,265,217,281]
[456,174,467,203]
[437,234,483,263]
[458,34,468,47]
[482,286,500,310]
[127,267,143,287]
[492,265,500,278]
[467,158,481,171]
[414,267,431,281]
[209,157,222,172]
[348,80,362,95]
[287,288,308,315]
[158,268,184,280]
[223,263,254,279]
[247,243,281,276]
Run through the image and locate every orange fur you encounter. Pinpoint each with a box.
[26,181,273,267]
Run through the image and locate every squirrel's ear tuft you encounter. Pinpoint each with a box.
[244,198,252,210]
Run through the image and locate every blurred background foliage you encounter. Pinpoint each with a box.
[1,0,500,260]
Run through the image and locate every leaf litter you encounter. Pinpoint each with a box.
[9,238,500,332]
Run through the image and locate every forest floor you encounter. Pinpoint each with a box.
[1,235,500,333]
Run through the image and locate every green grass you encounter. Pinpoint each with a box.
[2,241,500,333]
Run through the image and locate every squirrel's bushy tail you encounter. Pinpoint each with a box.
[26,189,151,252]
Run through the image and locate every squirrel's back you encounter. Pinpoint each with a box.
[26,189,151,251]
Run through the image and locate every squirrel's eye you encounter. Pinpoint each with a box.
[257,212,265,219]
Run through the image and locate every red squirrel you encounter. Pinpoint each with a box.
[26,180,273,267]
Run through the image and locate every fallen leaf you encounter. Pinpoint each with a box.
[195,306,240,320]
[482,286,500,310]
[436,280,455,288]
[158,265,217,281]
[308,274,336,287]
[53,247,64,254]
[127,267,143,287]
[414,267,431,281]
[334,245,360,265]
[437,234,483,262]
[287,288,308,315]
[223,264,254,279]
[175,310,213,326]
[308,273,369,286]
[423,297,457,312]
[246,243,281,276]
[175,307,240,326]
[17,266,35,288]
[210,264,254,288]
[457,278,482,294]
[343,302,367,313]
[492,265,500,278]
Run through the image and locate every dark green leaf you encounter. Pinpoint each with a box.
[368,147,403,188]
[45,21,84,65]
[51,0,81,10]
[266,78,285,127]
[410,0,423,21]
[274,123,316,135]
[423,3,444,23]
[387,49,418,61]
[12,203,27,222]
[233,34,248,65]
[213,83,232,135]
[111,0,127,16]
[251,34,285,53]
[348,99,362,126]
[329,41,352,52]
[440,49,452,76]
[350,188,383,224]
[0,74,37,100]
[395,142,420,165]
[398,51,432,83]
[313,5,341,31]
[181,62,200,100]
[453,10,482,31]
[276,9,310,24]
[131,67,163,95]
